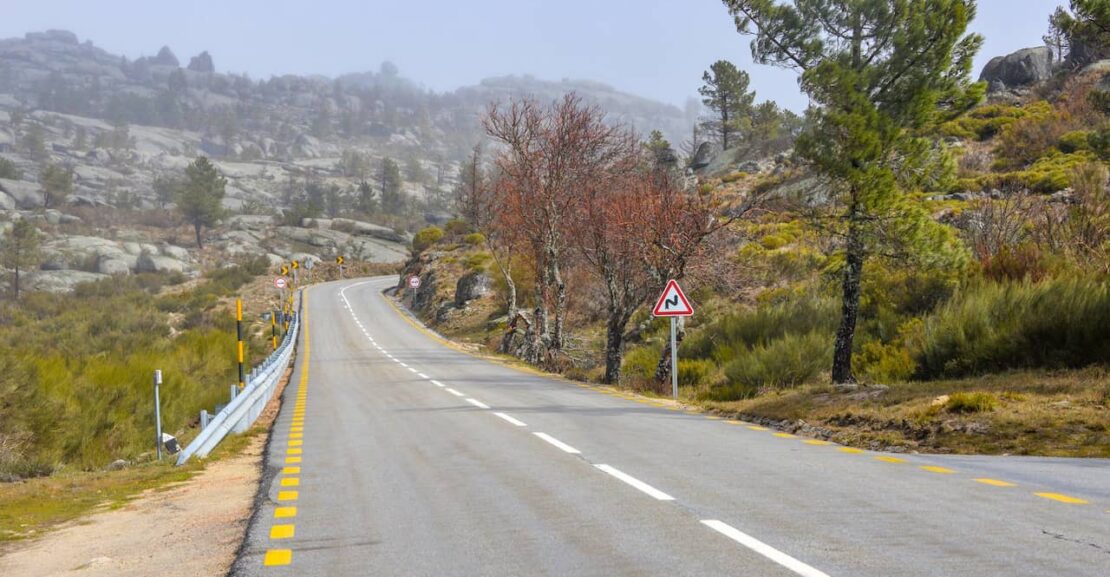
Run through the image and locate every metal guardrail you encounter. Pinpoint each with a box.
[176,293,302,465]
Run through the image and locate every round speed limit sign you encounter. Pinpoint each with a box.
[274,277,288,289]
[407,276,421,289]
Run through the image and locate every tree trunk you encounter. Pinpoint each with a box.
[550,256,567,351]
[832,211,864,384]
[654,318,685,384]
[193,221,204,250]
[603,310,631,384]
[12,265,20,300]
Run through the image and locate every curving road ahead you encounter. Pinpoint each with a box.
[231,276,1110,577]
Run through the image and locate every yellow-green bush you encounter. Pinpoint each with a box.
[713,331,831,399]
[722,171,748,183]
[463,232,486,246]
[939,102,1049,141]
[945,392,998,414]
[621,345,661,381]
[412,226,445,253]
[677,359,716,387]
[1058,130,1094,154]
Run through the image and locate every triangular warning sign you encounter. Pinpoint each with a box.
[652,280,693,317]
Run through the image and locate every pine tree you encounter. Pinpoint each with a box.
[40,164,73,209]
[725,0,984,383]
[379,157,404,214]
[1,219,41,300]
[698,60,756,150]
[176,156,226,249]
[357,180,377,215]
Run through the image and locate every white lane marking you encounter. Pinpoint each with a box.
[594,464,674,501]
[465,398,490,409]
[417,372,429,379]
[493,412,527,427]
[534,432,581,454]
[399,362,410,368]
[700,520,830,577]
[407,367,419,374]
[430,380,446,388]
[445,388,465,397]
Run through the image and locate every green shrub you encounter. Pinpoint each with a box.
[965,151,1096,193]
[622,345,661,381]
[945,392,997,414]
[915,277,1110,378]
[1058,130,1093,154]
[444,219,471,236]
[0,157,21,180]
[463,232,486,246]
[939,102,1048,141]
[760,234,788,250]
[677,359,716,386]
[464,252,492,271]
[713,331,831,399]
[856,340,916,383]
[412,226,445,253]
[682,295,839,364]
[722,171,748,183]
[698,183,715,195]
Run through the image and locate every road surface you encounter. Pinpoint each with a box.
[232,276,1110,577]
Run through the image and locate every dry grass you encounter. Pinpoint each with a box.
[701,368,1110,457]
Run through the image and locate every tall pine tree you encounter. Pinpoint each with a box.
[725,0,983,383]
[699,60,756,150]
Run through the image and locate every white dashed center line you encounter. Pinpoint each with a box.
[465,398,490,409]
[417,372,429,379]
[701,520,830,577]
[534,432,580,454]
[493,412,527,427]
[595,465,674,501]
[445,388,465,397]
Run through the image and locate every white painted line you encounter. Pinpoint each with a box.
[465,398,490,409]
[430,380,446,388]
[417,373,429,379]
[534,432,580,454]
[445,388,465,397]
[407,367,419,374]
[594,464,674,501]
[493,412,527,427]
[700,520,830,577]
[399,362,409,368]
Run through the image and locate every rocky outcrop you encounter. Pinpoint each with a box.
[455,271,491,307]
[136,252,188,274]
[980,47,1055,93]
[690,142,714,170]
[27,270,108,293]
[187,51,214,73]
[0,178,43,209]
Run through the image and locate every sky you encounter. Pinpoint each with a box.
[0,0,1065,112]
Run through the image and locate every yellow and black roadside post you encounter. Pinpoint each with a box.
[236,298,246,390]
[271,309,278,350]
[336,255,345,279]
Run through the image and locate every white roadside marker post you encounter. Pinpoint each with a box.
[154,369,163,461]
[670,317,678,401]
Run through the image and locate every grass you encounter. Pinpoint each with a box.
[700,369,1110,457]
[0,259,277,479]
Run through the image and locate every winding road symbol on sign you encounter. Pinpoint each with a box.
[652,279,693,317]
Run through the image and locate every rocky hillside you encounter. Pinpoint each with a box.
[0,30,697,292]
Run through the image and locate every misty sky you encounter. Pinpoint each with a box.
[1,1,1065,111]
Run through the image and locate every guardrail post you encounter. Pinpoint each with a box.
[200,409,209,430]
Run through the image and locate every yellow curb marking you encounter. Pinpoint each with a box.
[920,466,956,474]
[875,456,907,464]
[263,549,291,566]
[281,477,300,487]
[274,506,297,518]
[270,524,295,539]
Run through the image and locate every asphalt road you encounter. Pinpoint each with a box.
[232,276,1110,577]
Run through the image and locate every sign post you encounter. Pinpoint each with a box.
[407,275,421,305]
[651,279,694,401]
[336,255,345,279]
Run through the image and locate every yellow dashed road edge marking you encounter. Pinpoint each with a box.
[264,287,312,568]
[974,478,1015,487]
[1035,492,1089,505]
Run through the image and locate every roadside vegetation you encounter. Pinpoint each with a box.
[401,0,1110,456]
[0,257,276,480]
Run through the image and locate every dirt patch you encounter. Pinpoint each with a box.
[0,435,262,577]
